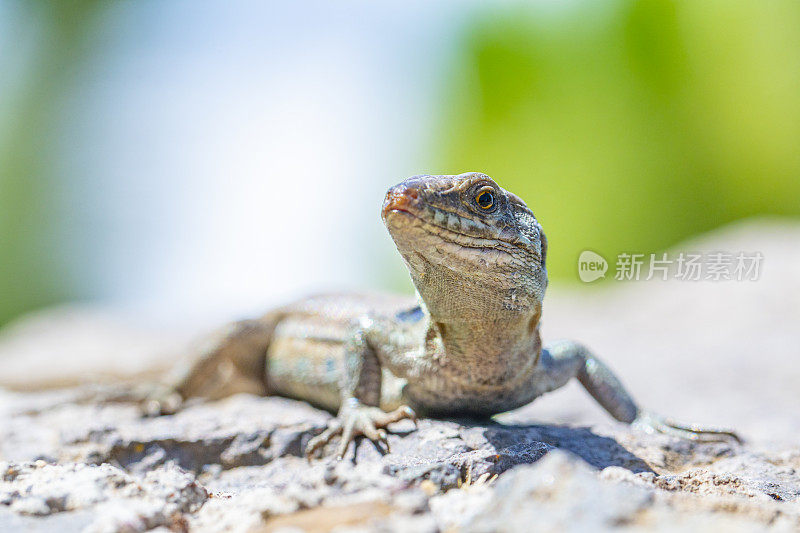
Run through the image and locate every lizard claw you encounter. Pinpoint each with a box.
[634,411,743,444]
[377,429,390,452]
[304,403,416,460]
[398,405,417,426]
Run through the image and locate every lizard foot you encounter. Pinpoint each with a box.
[140,384,184,417]
[305,403,416,460]
[634,411,742,444]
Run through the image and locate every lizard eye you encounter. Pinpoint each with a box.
[475,188,495,210]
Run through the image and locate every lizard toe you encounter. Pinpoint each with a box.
[140,385,184,417]
[306,420,343,460]
[634,411,743,444]
[336,417,358,459]
[373,405,416,426]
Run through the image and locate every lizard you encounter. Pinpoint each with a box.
[154,172,740,459]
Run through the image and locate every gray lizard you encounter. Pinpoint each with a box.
[156,172,739,459]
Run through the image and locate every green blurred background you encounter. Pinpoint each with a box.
[0,0,798,327]
[439,1,800,278]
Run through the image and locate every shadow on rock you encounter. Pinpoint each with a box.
[479,421,654,474]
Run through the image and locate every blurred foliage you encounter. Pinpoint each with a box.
[0,0,106,325]
[438,0,800,282]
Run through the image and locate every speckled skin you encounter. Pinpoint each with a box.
[167,173,739,458]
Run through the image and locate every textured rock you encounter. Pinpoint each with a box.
[455,450,800,532]
[0,391,799,532]
[0,220,798,532]
[0,460,206,532]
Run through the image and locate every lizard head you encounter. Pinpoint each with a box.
[381,172,547,326]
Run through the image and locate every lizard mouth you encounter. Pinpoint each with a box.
[387,207,515,259]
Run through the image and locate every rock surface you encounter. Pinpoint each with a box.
[0,219,798,532]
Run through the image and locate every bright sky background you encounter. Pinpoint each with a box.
[36,2,482,325]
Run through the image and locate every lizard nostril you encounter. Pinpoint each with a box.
[382,186,420,216]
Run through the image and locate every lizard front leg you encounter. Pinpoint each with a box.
[541,340,741,443]
[305,318,416,460]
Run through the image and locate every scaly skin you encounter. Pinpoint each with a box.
[161,172,740,459]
